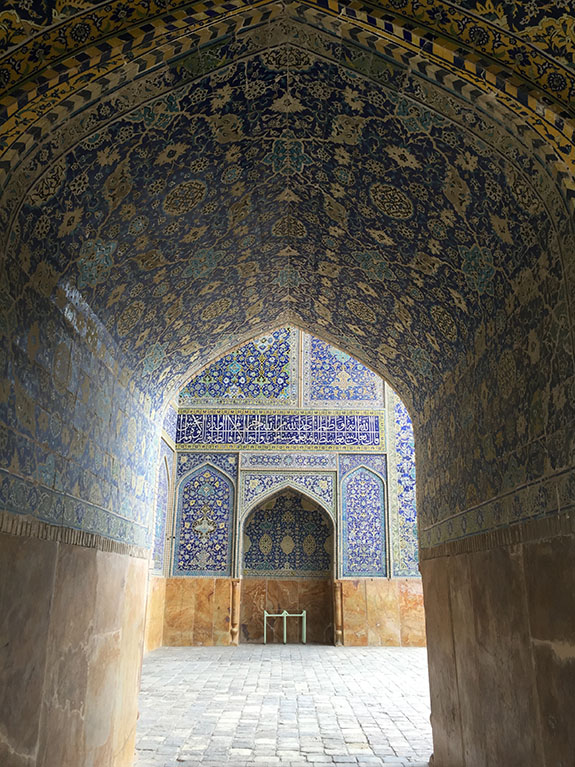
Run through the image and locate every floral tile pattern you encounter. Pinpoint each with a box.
[342,468,387,577]
[152,437,174,574]
[243,490,333,578]
[240,472,336,519]
[302,334,384,409]
[179,327,298,408]
[176,452,238,481]
[173,466,234,576]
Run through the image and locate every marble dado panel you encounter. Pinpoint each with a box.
[422,533,575,767]
[301,333,384,410]
[240,452,337,470]
[240,471,336,518]
[240,578,333,644]
[176,412,384,450]
[177,452,238,481]
[144,576,166,653]
[163,577,234,647]
[173,466,234,577]
[0,531,148,767]
[338,578,426,647]
[243,492,333,578]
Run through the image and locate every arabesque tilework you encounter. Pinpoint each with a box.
[0,0,571,569]
[392,400,418,577]
[162,405,178,443]
[342,468,387,577]
[178,327,298,408]
[240,452,337,470]
[173,466,234,576]
[177,452,237,481]
[302,334,384,409]
[241,472,335,519]
[243,491,333,577]
[152,438,174,574]
[339,454,387,479]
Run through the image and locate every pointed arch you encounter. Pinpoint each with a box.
[172,463,235,577]
[240,473,336,522]
[341,466,387,578]
[241,487,335,579]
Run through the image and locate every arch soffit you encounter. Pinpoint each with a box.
[1,5,573,208]
[1,10,573,421]
[3,35,572,415]
[1,0,573,122]
[241,479,336,523]
[5,31,572,244]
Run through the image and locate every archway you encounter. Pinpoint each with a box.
[240,488,335,644]
[1,3,574,766]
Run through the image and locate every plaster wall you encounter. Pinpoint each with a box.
[0,529,147,767]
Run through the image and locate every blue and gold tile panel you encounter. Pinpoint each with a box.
[152,437,174,574]
[162,404,178,443]
[243,490,333,578]
[386,386,419,577]
[176,411,383,450]
[173,465,234,576]
[302,334,384,410]
[339,454,387,479]
[177,452,238,481]
[240,471,335,518]
[342,467,387,578]
[240,452,337,470]
[178,328,298,409]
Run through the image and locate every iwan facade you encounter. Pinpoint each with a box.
[145,327,424,648]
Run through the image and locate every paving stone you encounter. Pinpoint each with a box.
[134,646,432,766]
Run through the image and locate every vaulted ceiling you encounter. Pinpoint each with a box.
[1,1,573,412]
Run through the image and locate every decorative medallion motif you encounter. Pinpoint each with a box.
[342,467,387,577]
[163,180,206,215]
[370,184,414,219]
[173,467,233,576]
[243,490,333,577]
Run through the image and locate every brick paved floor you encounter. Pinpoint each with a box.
[134,645,432,767]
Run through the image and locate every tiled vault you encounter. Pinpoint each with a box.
[1,3,575,767]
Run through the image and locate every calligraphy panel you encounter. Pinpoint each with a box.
[176,411,383,450]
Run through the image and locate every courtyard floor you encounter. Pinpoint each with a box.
[134,645,432,767]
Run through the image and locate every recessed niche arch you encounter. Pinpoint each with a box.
[240,488,335,644]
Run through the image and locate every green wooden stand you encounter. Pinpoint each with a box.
[263,610,307,644]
